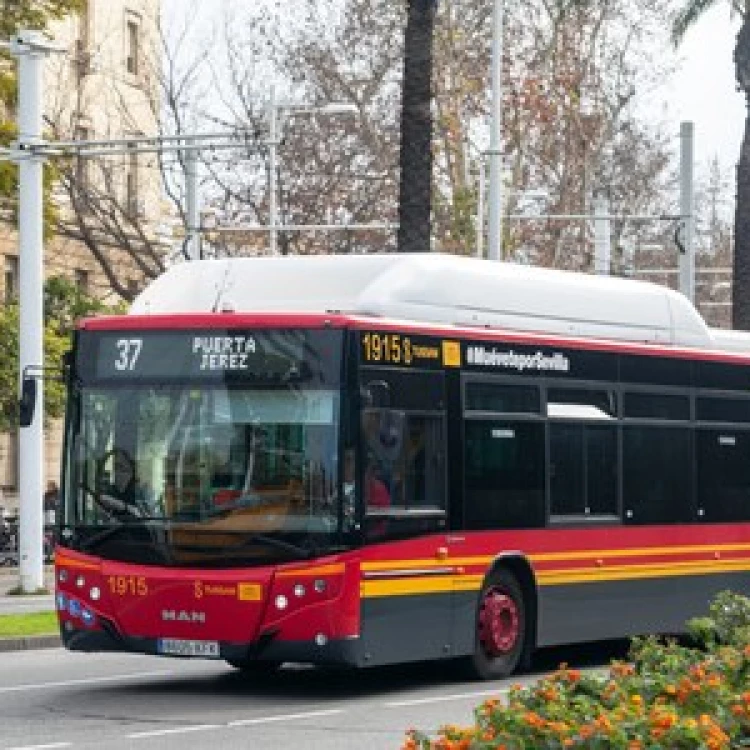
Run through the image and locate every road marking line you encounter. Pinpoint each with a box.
[128,725,220,739]
[384,687,510,708]
[0,670,174,694]
[228,709,344,727]
[5,743,72,750]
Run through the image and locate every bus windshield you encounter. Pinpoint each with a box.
[62,383,343,567]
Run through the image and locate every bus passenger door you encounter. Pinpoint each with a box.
[358,368,451,666]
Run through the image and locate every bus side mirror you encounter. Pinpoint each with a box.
[19,376,37,428]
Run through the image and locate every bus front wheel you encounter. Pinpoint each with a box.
[469,569,525,680]
[225,658,282,676]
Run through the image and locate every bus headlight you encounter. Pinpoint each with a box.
[274,594,288,610]
[293,584,306,598]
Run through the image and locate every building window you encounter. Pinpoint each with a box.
[4,256,18,304]
[126,19,139,75]
[74,269,90,293]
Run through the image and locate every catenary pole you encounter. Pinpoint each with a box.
[477,157,485,258]
[593,193,611,275]
[185,147,201,260]
[679,121,695,302]
[11,31,56,593]
[487,0,503,261]
[268,87,279,256]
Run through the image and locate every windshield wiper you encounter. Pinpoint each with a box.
[77,523,171,561]
[173,533,313,559]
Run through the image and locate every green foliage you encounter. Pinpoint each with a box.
[44,275,108,334]
[0,1,85,40]
[405,591,750,749]
[687,590,750,650]
[0,275,116,432]
[0,0,84,225]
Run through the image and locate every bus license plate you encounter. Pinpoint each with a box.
[158,638,220,658]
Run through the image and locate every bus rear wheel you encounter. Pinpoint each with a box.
[469,569,525,680]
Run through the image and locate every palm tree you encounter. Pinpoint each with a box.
[397,0,437,253]
[672,3,750,329]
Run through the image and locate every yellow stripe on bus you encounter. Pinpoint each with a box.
[55,556,100,572]
[539,558,750,586]
[277,563,346,578]
[360,543,750,574]
[360,560,750,598]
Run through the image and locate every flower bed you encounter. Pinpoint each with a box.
[404,591,750,750]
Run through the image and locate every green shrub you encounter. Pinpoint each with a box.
[403,592,750,750]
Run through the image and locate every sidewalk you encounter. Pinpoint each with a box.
[0,566,61,653]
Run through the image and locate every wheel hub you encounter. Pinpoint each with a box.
[478,587,519,657]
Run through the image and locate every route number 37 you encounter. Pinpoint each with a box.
[115,338,143,371]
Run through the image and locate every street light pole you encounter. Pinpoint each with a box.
[265,95,357,256]
[487,0,503,261]
[10,31,58,593]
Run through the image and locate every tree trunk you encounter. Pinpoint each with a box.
[732,18,750,329]
[397,0,435,253]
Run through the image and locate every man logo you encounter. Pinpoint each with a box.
[194,580,203,599]
[161,610,206,623]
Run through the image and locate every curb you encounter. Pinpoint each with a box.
[0,635,61,652]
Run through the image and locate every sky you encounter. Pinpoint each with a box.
[667,4,745,177]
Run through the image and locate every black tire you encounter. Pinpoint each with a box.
[225,658,282,676]
[467,568,526,680]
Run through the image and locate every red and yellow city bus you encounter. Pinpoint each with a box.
[55,253,750,679]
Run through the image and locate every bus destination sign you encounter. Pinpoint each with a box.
[81,329,336,383]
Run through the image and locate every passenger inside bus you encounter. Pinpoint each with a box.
[342,450,391,514]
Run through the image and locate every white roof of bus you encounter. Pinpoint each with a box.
[130,252,726,351]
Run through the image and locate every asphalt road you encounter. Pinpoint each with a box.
[0,642,625,750]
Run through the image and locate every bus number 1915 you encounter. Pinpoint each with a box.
[362,333,413,365]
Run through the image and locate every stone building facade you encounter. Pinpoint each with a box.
[0,0,163,516]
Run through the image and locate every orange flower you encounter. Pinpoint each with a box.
[706,673,722,688]
[523,711,545,729]
[627,741,643,750]
[611,662,635,677]
[651,712,677,730]
[548,721,570,734]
